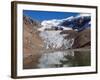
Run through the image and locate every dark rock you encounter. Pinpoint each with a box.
[60,16,91,32]
[72,28,90,48]
[60,28,91,49]
[23,15,41,29]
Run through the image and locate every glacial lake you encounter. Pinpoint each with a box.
[37,50,91,68]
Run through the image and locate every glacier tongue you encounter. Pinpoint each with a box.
[39,31,74,49]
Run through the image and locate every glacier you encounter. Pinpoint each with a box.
[39,31,74,49]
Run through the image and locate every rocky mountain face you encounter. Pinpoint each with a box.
[60,28,90,48]
[23,16,44,69]
[72,28,90,48]
[59,16,91,32]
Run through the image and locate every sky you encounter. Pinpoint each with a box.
[23,10,79,22]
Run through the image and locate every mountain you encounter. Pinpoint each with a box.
[23,14,91,51]
[72,28,90,48]
[23,16,44,69]
[23,14,91,69]
[38,17,73,31]
[38,13,91,49]
[59,15,91,31]
[23,15,42,30]
[38,13,91,32]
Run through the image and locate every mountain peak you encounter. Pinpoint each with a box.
[38,14,91,32]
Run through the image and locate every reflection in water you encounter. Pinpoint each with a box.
[37,50,90,68]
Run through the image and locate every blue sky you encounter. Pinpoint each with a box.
[23,10,79,21]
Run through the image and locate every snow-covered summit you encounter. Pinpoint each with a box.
[38,13,91,32]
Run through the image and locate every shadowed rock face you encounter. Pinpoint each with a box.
[60,28,91,49]
[72,28,90,48]
[60,16,91,31]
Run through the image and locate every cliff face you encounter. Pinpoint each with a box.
[23,16,44,69]
[72,28,90,48]
[60,28,90,49]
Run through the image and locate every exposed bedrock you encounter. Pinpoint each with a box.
[60,28,91,49]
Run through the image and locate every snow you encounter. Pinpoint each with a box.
[76,13,91,17]
[62,16,74,21]
[38,13,91,32]
[41,19,62,30]
[58,26,73,30]
[38,16,74,31]
[88,21,91,25]
[39,31,74,49]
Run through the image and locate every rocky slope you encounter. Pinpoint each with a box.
[72,28,90,48]
[23,16,44,69]
[60,28,90,48]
